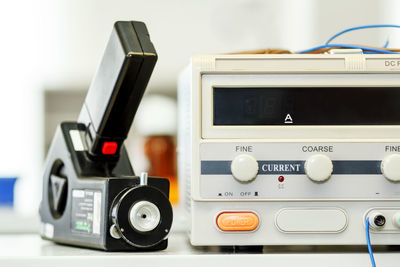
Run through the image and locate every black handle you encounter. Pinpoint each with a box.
[78,21,157,158]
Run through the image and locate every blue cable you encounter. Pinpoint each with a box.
[325,24,400,45]
[366,217,377,267]
[383,39,390,48]
[298,43,399,54]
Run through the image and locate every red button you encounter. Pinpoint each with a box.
[102,142,118,155]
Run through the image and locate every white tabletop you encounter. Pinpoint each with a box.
[0,232,398,267]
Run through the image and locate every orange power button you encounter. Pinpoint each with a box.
[216,212,259,231]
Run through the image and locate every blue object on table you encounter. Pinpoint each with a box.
[0,177,17,206]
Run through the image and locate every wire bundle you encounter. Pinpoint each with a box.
[298,24,400,54]
[233,24,400,55]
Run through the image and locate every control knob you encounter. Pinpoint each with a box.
[381,154,400,182]
[231,154,259,183]
[305,154,333,182]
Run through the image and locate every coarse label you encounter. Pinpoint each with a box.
[71,189,102,235]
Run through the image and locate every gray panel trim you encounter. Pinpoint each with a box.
[201,160,382,175]
[333,161,382,174]
[201,161,231,175]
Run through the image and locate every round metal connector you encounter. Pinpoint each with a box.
[374,215,386,227]
[129,200,161,232]
[369,212,386,229]
[109,224,122,239]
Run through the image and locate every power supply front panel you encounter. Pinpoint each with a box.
[180,54,400,246]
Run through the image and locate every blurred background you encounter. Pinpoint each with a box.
[0,0,399,232]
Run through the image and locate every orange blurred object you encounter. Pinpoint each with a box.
[144,135,178,204]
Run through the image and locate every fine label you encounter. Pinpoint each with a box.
[71,189,102,235]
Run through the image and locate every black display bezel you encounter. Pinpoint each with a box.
[213,86,400,126]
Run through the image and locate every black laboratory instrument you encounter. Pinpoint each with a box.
[39,21,173,251]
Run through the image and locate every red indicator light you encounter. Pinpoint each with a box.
[278,176,285,183]
[102,142,118,155]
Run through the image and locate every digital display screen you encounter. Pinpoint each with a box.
[213,87,400,125]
